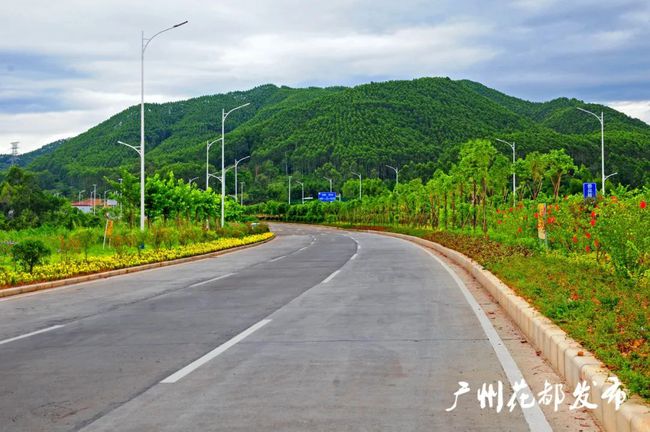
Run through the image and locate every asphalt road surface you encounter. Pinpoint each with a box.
[0,223,555,431]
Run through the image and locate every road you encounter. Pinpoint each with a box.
[0,223,563,431]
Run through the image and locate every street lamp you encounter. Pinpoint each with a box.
[240,181,245,205]
[288,175,292,205]
[221,103,251,227]
[234,155,250,199]
[134,20,188,231]
[92,184,97,214]
[206,137,223,190]
[386,165,399,190]
[351,172,362,200]
[323,177,332,192]
[188,176,198,185]
[495,138,516,206]
[78,190,85,201]
[577,107,609,195]
[207,165,233,186]
[296,181,305,204]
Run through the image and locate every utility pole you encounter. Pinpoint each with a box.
[288,176,292,205]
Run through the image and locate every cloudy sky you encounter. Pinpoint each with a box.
[1,0,649,152]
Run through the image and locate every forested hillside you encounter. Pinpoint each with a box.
[12,77,650,201]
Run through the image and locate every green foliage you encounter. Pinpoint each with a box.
[11,239,51,273]
[10,78,648,206]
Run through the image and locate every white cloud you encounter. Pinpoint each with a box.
[606,100,650,125]
[0,0,649,153]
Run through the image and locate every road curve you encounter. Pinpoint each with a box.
[0,224,543,431]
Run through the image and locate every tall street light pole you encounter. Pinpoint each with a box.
[78,190,85,202]
[495,138,516,207]
[234,155,250,199]
[323,177,332,193]
[351,172,362,200]
[296,181,304,204]
[92,184,97,214]
[386,165,399,191]
[136,20,187,231]
[221,103,250,227]
[577,107,608,195]
[240,181,245,206]
[206,137,222,190]
[288,176,292,205]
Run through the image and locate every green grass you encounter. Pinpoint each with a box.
[332,222,650,400]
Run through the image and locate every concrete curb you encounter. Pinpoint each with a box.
[355,228,650,432]
[0,235,275,300]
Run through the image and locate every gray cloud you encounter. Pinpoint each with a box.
[1,0,649,152]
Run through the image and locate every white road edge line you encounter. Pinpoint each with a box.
[0,325,65,346]
[321,269,340,284]
[188,273,235,288]
[420,246,552,432]
[350,253,358,260]
[269,255,286,262]
[161,319,272,384]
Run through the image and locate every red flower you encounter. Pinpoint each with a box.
[572,236,578,244]
[590,219,596,227]
[591,211,596,218]
[641,201,647,209]
[585,232,591,239]
[585,245,591,253]
[509,207,513,213]
[496,209,501,214]
[594,239,600,248]
[517,227,522,233]
[497,220,502,225]
[555,205,560,211]
[534,212,538,218]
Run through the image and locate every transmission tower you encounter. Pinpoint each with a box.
[10,142,19,166]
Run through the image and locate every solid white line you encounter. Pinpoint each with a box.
[420,246,552,432]
[321,269,340,284]
[0,325,65,346]
[269,255,286,262]
[161,319,272,384]
[188,273,235,288]
[350,253,358,260]
[297,246,308,252]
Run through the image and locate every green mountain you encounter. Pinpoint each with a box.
[0,139,66,171]
[18,77,650,200]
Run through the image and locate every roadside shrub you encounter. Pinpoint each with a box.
[73,229,97,261]
[11,239,51,273]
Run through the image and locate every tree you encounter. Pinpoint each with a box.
[12,240,51,273]
[543,149,576,200]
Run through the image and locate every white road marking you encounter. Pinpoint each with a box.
[350,253,358,260]
[269,255,286,262]
[321,269,340,284]
[297,246,308,252]
[188,273,235,288]
[161,319,272,384]
[0,325,65,346]
[420,246,552,432]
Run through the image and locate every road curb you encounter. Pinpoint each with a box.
[354,228,650,432]
[0,235,275,300]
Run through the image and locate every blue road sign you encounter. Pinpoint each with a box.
[583,182,597,199]
[318,192,337,202]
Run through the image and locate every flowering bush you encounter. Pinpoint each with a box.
[0,232,273,288]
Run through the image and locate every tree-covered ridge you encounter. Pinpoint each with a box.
[17,77,650,200]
